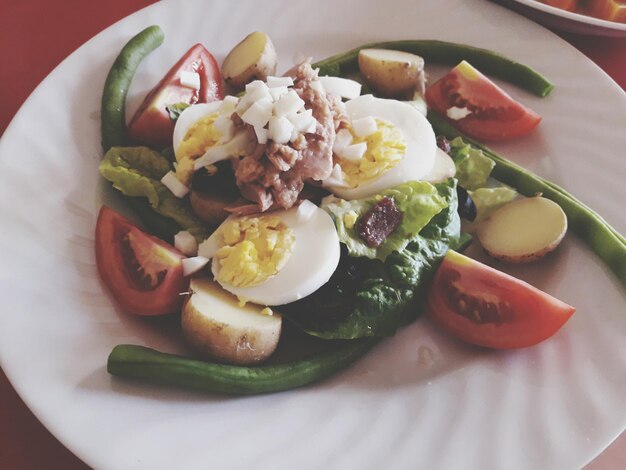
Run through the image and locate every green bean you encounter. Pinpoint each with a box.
[108,340,377,395]
[313,40,554,97]
[428,112,626,286]
[101,25,164,152]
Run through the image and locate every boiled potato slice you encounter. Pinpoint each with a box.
[190,190,237,227]
[358,48,426,99]
[477,197,568,263]
[182,277,282,365]
[221,31,277,90]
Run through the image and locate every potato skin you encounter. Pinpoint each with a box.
[221,31,277,90]
[189,190,235,226]
[181,278,282,365]
[182,307,281,365]
[477,197,568,264]
[358,48,425,99]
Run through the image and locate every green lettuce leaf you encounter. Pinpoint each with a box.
[449,136,495,190]
[99,146,209,241]
[322,181,448,262]
[470,186,517,221]
[280,179,460,339]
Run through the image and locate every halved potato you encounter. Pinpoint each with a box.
[477,196,568,263]
[221,31,277,90]
[190,190,237,227]
[358,48,426,99]
[181,277,282,365]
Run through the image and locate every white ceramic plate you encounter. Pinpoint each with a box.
[1,0,625,469]
[500,0,626,36]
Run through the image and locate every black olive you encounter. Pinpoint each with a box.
[456,185,477,221]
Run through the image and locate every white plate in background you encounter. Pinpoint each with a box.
[498,0,626,36]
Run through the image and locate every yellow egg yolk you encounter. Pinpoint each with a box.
[175,112,221,185]
[340,119,407,188]
[214,216,295,288]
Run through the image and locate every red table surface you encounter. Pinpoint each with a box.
[1,1,624,469]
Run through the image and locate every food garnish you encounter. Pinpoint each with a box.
[94,26,623,395]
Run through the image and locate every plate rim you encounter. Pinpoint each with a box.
[511,0,626,32]
[0,1,625,469]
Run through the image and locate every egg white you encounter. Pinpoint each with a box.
[200,201,340,306]
[325,95,436,200]
[172,101,223,158]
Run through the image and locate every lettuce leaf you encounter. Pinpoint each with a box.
[99,146,209,241]
[280,179,460,339]
[470,186,517,221]
[449,137,495,190]
[322,181,448,262]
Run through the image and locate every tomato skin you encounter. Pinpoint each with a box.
[427,250,575,349]
[96,206,187,316]
[425,61,541,141]
[128,44,224,149]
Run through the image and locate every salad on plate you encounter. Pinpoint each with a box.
[94,26,624,395]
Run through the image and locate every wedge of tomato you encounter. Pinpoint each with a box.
[128,43,223,149]
[425,61,541,141]
[96,206,186,315]
[427,250,575,349]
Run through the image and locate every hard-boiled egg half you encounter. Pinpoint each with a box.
[171,97,256,189]
[197,200,339,306]
[323,95,453,200]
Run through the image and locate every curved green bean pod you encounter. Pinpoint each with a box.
[313,40,554,97]
[108,340,377,395]
[101,25,164,152]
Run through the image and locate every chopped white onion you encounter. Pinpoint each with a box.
[161,171,189,198]
[337,142,367,163]
[182,256,210,277]
[174,231,198,256]
[269,86,289,102]
[351,116,377,137]
[180,71,200,90]
[297,200,318,222]
[254,125,268,144]
[198,237,220,259]
[241,97,273,128]
[333,128,353,153]
[266,76,294,88]
[274,90,305,117]
[446,106,472,120]
[323,176,350,188]
[318,77,361,99]
[320,194,341,206]
[268,116,294,144]
[287,109,317,133]
[245,80,266,92]
[213,114,235,142]
[236,84,272,115]
[219,95,239,115]
[193,132,253,169]
[310,80,325,94]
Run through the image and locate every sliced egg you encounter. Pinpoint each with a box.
[324,95,436,200]
[172,102,255,185]
[423,148,456,184]
[198,201,340,306]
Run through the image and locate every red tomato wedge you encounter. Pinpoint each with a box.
[95,206,187,315]
[128,44,224,149]
[425,61,541,141]
[427,250,575,349]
